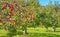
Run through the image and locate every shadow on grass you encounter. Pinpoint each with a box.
[17,31,23,35]
[46,30,60,32]
[0,36,7,37]
[0,31,23,37]
[0,31,60,37]
[27,33,60,37]
[56,31,60,32]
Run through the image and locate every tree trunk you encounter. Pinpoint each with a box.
[22,26,27,35]
[52,26,56,32]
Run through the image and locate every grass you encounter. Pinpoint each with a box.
[0,27,60,37]
[0,29,7,36]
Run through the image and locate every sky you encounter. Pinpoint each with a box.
[39,0,60,6]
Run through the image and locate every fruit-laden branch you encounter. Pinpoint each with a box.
[1,1,16,29]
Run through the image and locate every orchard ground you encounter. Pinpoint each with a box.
[0,27,60,37]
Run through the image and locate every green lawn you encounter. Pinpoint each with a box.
[0,27,60,37]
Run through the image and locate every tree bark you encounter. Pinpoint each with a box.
[22,26,27,35]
